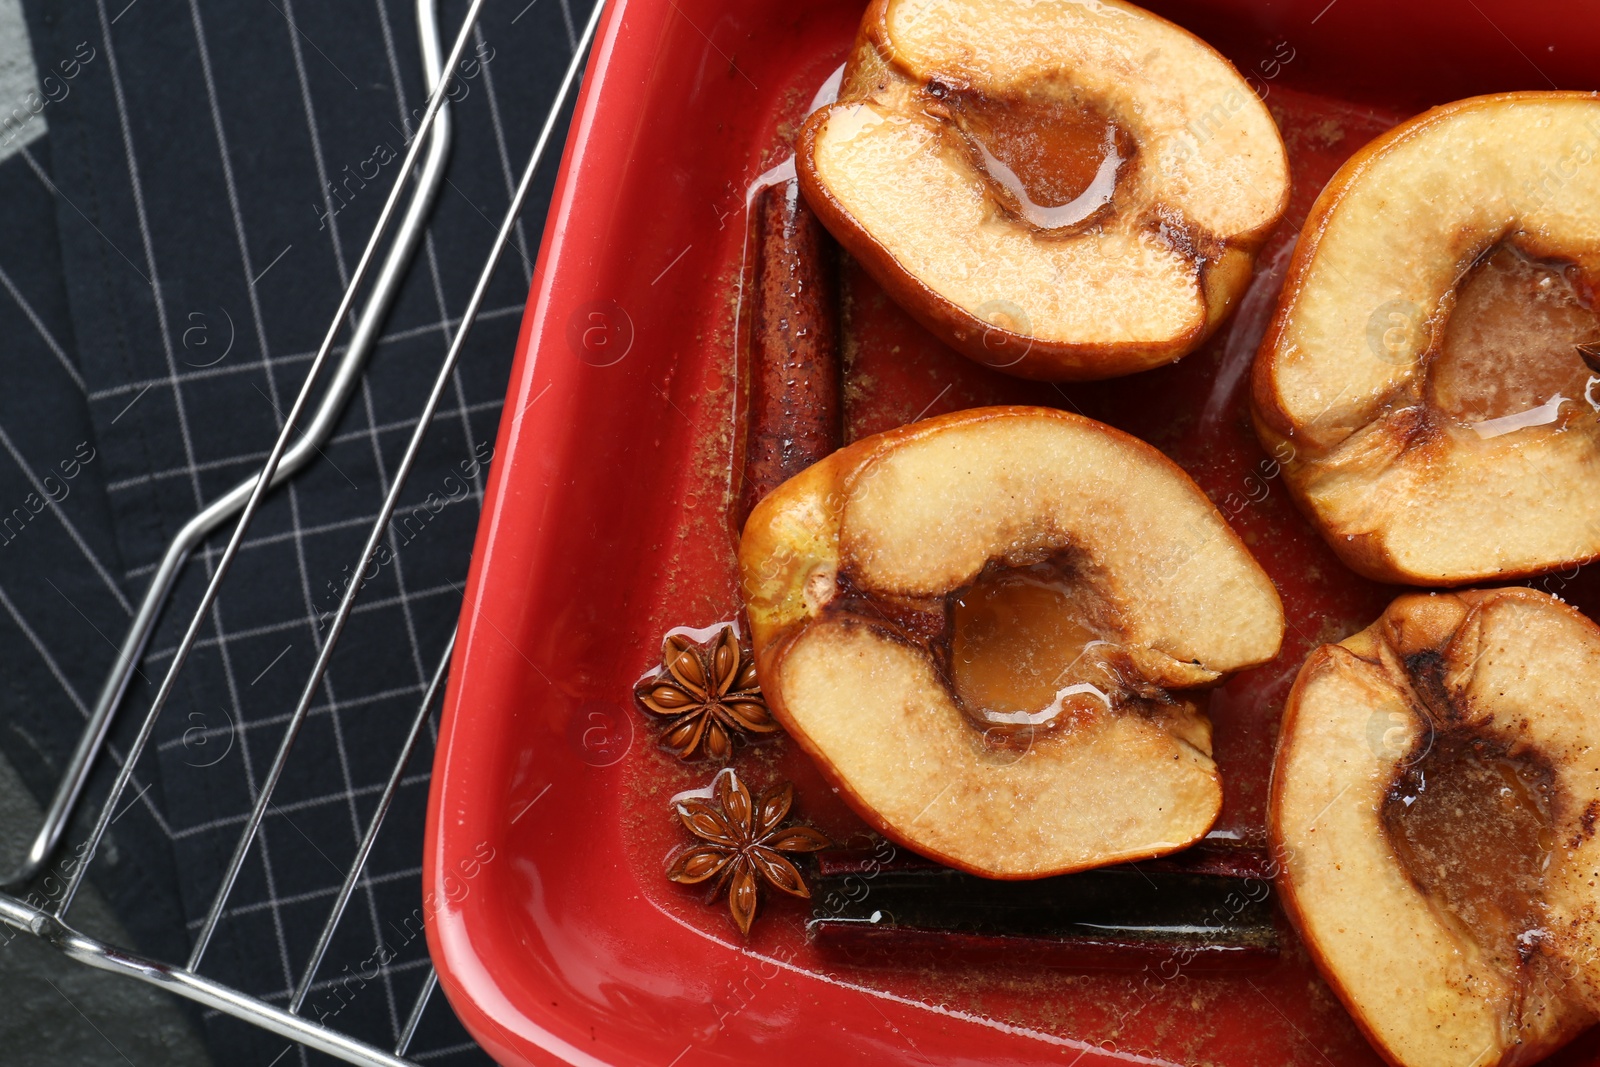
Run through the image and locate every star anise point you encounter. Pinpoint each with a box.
[667,768,831,936]
[636,625,777,761]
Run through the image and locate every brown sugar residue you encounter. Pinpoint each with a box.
[1304,117,1345,148]
[1577,798,1600,846]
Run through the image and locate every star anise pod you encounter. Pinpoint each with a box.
[1578,341,1600,374]
[667,768,831,936]
[636,626,778,760]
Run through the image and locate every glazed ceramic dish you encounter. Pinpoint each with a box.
[424,1,1600,1064]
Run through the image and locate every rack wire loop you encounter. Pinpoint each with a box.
[1,0,460,896]
[54,0,491,923]
[183,0,602,970]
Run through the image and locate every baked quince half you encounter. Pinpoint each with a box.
[797,0,1289,381]
[1272,588,1600,1067]
[1254,92,1600,585]
[738,406,1284,878]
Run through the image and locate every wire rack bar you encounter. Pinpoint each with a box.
[291,630,456,1013]
[1,0,456,894]
[185,0,602,969]
[0,0,604,1059]
[396,970,441,1057]
[0,896,412,1067]
[55,0,493,921]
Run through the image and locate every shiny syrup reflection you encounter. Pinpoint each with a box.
[932,83,1129,233]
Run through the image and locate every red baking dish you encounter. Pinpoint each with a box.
[424,1,1600,1064]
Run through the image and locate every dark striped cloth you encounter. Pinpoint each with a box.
[0,0,590,1062]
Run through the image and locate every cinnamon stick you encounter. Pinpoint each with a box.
[738,180,841,525]
[808,847,1279,971]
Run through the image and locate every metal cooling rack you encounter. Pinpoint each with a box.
[0,0,601,1062]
